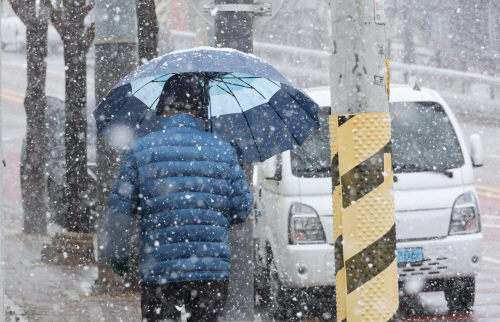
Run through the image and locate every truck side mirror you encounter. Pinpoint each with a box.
[262,155,278,179]
[252,164,259,188]
[470,134,484,167]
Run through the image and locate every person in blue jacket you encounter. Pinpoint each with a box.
[105,74,254,322]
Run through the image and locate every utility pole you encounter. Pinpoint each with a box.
[94,0,138,291]
[215,0,253,52]
[214,1,254,320]
[330,0,398,321]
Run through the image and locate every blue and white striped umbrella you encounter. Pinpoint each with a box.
[94,47,319,162]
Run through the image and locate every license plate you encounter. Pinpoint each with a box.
[397,247,423,263]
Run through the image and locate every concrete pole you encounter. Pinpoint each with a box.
[214,1,254,321]
[214,0,253,52]
[330,0,398,321]
[93,0,138,291]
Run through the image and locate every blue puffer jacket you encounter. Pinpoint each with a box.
[106,113,253,285]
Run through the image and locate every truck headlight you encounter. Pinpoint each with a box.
[449,191,480,235]
[289,203,326,244]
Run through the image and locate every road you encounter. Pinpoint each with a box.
[2,50,500,321]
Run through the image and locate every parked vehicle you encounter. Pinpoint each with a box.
[253,84,484,318]
[2,12,65,53]
[1,14,26,51]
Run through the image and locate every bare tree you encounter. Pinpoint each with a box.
[136,0,159,64]
[10,0,50,235]
[128,0,159,287]
[44,0,95,233]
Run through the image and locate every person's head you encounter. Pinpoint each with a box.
[156,74,206,117]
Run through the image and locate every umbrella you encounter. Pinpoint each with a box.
[94,47,319,162]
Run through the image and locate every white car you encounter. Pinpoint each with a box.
[2,13,62,52]
[1,15,26,51]
[253,84,484,319]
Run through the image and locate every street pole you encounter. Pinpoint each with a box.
[330,0,398,321]
[215,0,253,52]
[94,0,138,291]
[214,1,254,320]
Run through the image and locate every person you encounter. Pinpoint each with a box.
[105,74,254,322]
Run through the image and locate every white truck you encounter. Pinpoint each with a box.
[253,84,484,319]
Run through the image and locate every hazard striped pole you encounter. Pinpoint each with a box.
[329,0,399,321]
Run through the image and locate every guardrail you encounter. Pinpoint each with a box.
[170,30,500,121]
[389,62,500,122]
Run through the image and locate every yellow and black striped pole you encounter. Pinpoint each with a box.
[330,0,399,321]
[330,113,398,321]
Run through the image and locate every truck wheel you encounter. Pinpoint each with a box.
[444,277,475,313]
[256,244,273,306]
[267,259,300,321]
[268,260,285,318]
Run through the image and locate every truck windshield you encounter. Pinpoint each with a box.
[291,102,464,178]
[291,108,331,178]
[391,101,464,173]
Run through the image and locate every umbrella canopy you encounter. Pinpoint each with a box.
[94,47,319,162]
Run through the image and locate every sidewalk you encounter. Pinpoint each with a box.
[3,200,141,322]
[1,150,268,321]
[3,202,273,322]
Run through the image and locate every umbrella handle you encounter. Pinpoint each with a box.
[205,119,212,133]
[202,78,211,108]
[202,78,212,133]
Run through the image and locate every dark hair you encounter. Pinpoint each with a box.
[156,74,206,116]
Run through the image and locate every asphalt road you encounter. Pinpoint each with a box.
[2,51,500,322]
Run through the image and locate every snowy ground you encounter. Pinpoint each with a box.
[3,200,141,321]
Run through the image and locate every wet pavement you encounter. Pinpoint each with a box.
[3,201,142,321]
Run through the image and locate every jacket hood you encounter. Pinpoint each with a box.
[161,113,199,129]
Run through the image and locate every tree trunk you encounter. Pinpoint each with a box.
[136,0,159,64]
[134,0,158,286]
[19,12,49,235]
[63,0,90,233]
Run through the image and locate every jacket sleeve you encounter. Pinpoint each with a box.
[105,149,140,262]
[229,150,254,225]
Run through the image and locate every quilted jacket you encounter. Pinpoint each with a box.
[105,113,253,285]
